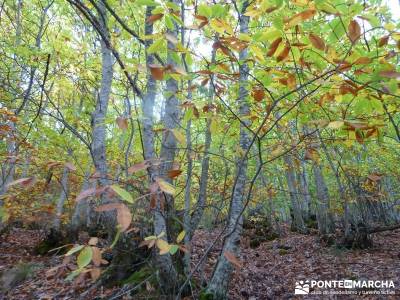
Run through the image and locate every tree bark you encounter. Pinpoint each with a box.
[206,4,251,298]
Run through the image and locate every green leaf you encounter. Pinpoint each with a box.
[169,244,179,255]
[66,269,82,281]
[136,0,157,6]
[77,246,93,269]
[147,38,164,54]
[198,4,212,18]
[110,185,134,203]
[165,15,174,30]
[65,244,84,256]
[110,228,121,248]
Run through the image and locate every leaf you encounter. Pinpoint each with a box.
[77,246,93,269]
[88,237,98,246]
[65,244,84,256]
[95,203,122,212]
[348,20,361,43]
[368,173,382,182]
[224,251,242,268]
[155,177,175,195]
[379,70,400,79]
[176,230,185,243]
[110,185,134,203]
[6,177,34,188]
[267,37,282,57]
[146,13,163,24]
[90,268,101,281]
[156,239,171,255]
[252,87,265,102]
[169,244,179,255]
[128,161,149,174]
[276,44,290,62]
[327,121,344,129]
[116,117,128,130]
[353,57,371,64]
[167,169,182,178]
[64,162,76,171]
[286,9,316,27]
[91,246,102,266]
[149,64,164,80]
[378,35,389,47]
[171,129,186,145]
[147,38,164,54]
[116,204,132,232]
[309,33,325,51]
[304,148,320,162]
[136,0,157,6]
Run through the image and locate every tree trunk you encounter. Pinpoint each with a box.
[153,0,181,293]
[312,162,335,235]
[188,45,216,240]
[284,155,308,234]
[205,5,251,298]
[53,165,70,230]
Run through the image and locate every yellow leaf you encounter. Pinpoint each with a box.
[156,239,171,255]
[327,121,344,129]
[155,177,176,195]
[176,230,186,243]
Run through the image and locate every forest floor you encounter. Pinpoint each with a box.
[0,226,399,299]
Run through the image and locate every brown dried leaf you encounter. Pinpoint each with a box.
[348,20,361,43]
[267,37,283,57]
[116,117,128,131]
[309,33,325,51]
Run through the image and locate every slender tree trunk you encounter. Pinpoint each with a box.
[284,155,308,234]
[206,4,251,298]
[188,46,216,240]
[312,162,335,235]
[53,164,70,230]
[153,0,181,293]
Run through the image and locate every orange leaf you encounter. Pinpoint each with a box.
[116,117,128,131]
[252,87,265,102]
[146,13,164,24]
[309,33,325,51]
[167,169,182,178]
[267,37,282,57]
[286,9,316,27]
[353,57,371,64]
[149,64,164,80]
[348,20,361,43]
[224,251,243,268]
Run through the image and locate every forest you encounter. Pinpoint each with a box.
[0,0,400,299]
